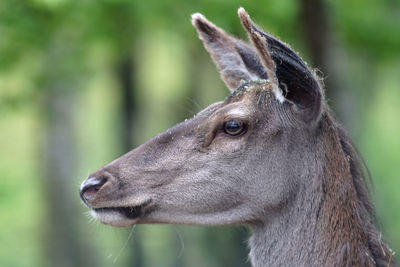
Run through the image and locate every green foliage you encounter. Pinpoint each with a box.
[0,0,399,266]
[331,0,400,58]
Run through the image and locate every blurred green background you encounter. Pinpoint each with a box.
[0,0,399,266]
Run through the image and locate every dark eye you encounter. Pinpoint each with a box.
[223,120,247,136]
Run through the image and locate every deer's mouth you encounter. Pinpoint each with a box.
[94,205,144,220]
[92,199,153,224]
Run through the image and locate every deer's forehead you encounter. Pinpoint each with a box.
[194,81,275,123]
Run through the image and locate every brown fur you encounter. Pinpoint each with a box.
[323,113,394,266]
[316,112,394,266]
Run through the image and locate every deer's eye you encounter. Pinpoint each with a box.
[223,120,247,136]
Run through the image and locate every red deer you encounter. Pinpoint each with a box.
[80,8,395,266]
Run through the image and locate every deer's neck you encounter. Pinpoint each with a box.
[248,181,328,267]
[248,122,379,267]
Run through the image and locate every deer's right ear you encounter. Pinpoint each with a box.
[192,13,268,91]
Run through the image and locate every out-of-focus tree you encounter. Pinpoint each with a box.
[0,0,399,266]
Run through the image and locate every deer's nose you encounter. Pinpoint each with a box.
[80,176,107,205]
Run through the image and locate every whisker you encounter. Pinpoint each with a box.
[174,227,185,259]
[113,225,137,263]
[184,97,204,115]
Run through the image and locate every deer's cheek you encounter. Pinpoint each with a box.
[208,136,248,154]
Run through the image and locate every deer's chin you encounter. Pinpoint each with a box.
[91,209,137,227]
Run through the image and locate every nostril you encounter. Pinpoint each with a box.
[82,184,101,200]
[80,177,107,203]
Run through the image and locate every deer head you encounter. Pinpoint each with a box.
[79,9,397,266]
[79,8,323,227]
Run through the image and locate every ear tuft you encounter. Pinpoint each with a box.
[238,7,252,33]
[191,13,213,37]
[191,13,205,24]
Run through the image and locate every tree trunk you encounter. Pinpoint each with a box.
[42,38,94,267]
[299,0,356,129]
[116,55,144,267]
[117,57,135,151]
[299,0,330,73]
